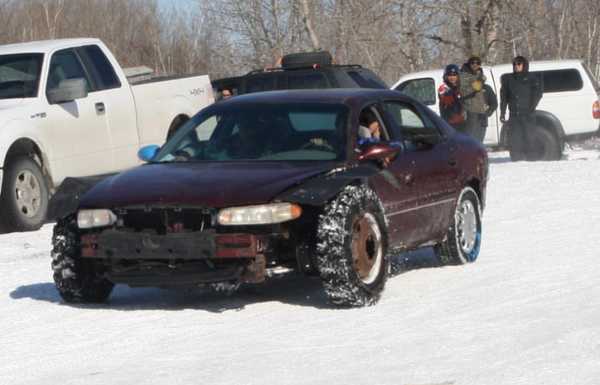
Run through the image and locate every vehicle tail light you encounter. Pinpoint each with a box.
[594,100,600,119]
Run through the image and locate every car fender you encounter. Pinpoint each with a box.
[47,174,116,220]
[276,164,381,206]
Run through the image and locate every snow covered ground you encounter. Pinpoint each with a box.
[2,148,600,385]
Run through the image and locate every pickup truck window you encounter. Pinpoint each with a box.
[0,53,43,99]
[395,78,436,105]
[501,69,583,93]
[46,49,91,93]
[76,45,121,91]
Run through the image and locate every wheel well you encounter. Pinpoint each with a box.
[4,139,52,190]
[167,114,190,140]
[467,178,482,207]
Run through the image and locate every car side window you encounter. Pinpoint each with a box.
[76,45,121,91]
[286,72,328,89]
[395,78,436,105]
[384,101,442,151]
[46,49,91,93]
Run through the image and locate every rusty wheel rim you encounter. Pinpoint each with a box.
[351,212,383,285]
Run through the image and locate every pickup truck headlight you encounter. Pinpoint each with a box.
[218,203,302,226]
[77,209,117,229]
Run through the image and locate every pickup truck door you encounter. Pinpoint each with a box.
[41,48,113,182]
[75,45,138,171]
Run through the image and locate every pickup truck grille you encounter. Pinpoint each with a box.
[115,207,215,233]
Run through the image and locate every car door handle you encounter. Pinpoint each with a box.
[95,102,105,114]
[448,158,457,166]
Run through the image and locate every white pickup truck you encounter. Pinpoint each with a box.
[393,60,600,160]
[0,38,214,232]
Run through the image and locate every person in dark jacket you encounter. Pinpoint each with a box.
[438,64,465,131]
[500,55,543,160]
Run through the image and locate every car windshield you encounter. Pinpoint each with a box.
[154,103,348,162]
[0,53,43,99]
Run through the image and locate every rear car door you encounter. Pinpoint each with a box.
[41,48,113,182]
[382,100,459,247]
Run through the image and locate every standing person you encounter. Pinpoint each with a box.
[438,64,465,131]
[460,55,488,141]
[500,55,543,161]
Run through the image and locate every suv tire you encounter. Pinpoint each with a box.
[315,185,389,307]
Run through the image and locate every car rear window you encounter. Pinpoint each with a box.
[347,70,388,89]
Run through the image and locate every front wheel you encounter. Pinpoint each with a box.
[0,156,49,232]
[436,187,482,265]
[51,219,114,303]
[315,185,389,307]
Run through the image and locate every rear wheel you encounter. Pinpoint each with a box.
[51,219,114,303]
[527,126,562,161]
[0,156,48,232]
[315,185,389,307]
[436,187,482,265]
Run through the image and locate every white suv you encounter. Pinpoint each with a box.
[392,60,600,160]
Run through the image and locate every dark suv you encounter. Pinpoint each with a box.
[212,51,388,99]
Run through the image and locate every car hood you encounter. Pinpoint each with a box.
[80,161,339,209]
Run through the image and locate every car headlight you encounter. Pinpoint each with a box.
[218,203,302,226]
[77,209,117,229]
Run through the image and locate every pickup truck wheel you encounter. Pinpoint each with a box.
[51,219,114,303]
[527,126,562,161]
[316,185,389,307]
[436,187,482,265]
[0,156,48,232]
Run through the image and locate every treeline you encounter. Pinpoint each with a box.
[1,0,599,84]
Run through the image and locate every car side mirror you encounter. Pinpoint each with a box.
[138,145,160,162]
[358,143,402,162]
[47,78,88,104]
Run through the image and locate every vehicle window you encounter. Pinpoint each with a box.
[46,49,91,92]
[246,75,276,93]
[156,103,348,162]
[287,73,328,89]
[77,45,121,90]
[384,101,441,150]
[582,63,600,93]
[395,78,436,105]
[0,53,43,99]
[347,70,388,89]
[357,105,390,145]
[500,69,583,93]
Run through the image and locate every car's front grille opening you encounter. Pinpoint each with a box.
[115,207,215,234]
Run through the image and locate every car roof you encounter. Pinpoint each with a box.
[215,88,406,107]
[0,38,102,55]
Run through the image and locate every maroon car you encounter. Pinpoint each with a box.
[50,89,488,307]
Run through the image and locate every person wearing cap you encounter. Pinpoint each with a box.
[460,55,488,141]
[500,55,543,161]
[438,64,465,131]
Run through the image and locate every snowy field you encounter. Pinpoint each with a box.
[2,148,600,385]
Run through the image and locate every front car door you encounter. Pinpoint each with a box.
[41,48,113,183]
[382,99,459,248]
